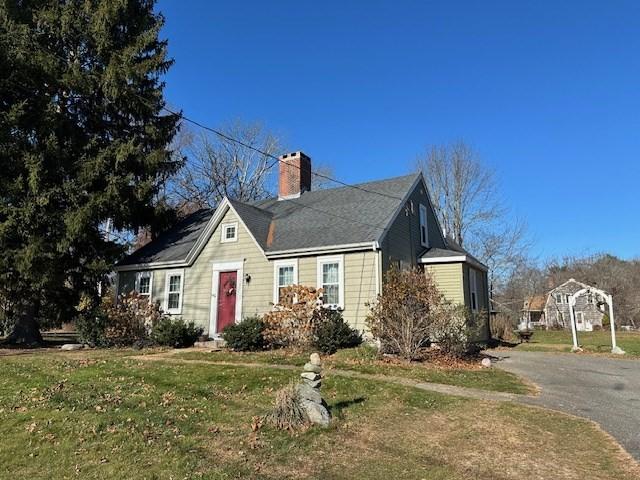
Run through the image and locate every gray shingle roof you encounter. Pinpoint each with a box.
[249,174,419,252]
[117,173,420,266]
[117,209,213,266]
[420,236,488,270]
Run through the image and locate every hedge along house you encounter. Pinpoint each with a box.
[114,151,490,339]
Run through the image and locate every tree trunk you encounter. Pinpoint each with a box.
[5,304,43,346]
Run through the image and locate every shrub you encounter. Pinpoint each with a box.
[100,292,163,346]
[222,316,266,351]
[431,304,481,357]
[76,309,109,347]
[313,309,362,354]
[366,268,445,360]
[263,285,323,348]
[151,317,203,348]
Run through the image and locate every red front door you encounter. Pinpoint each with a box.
[216,271,237,333]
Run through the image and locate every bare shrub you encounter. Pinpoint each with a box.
[267,382,308,430]
[366,268,445,361]
[490,312,517,342]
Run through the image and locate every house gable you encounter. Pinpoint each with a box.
[379,176,447,272]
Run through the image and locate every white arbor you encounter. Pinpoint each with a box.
[568,287,624,355]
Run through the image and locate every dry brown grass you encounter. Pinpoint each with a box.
[265,399,640,480]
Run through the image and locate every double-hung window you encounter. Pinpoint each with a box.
[273,260,298,305]
[419,204,429,247]
[317,255,344,309]
[470,269,478,312]
[555,293,563,304]
[164,270,184,315]
[135,272,153,299]
[220,222,238,243]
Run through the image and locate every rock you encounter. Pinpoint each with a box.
[60,344,84,351]
[300,372,321,381]
[309,353,321,366]
[296,383,323,404]
[304,379,322,389]
[300,399,331,427]
[303,362,322,373]
[481,358,492,368]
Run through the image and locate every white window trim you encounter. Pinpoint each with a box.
[209,260,244,337]
[470,269,478,312]
[135,271,153,299]
[163,269,185,315]
[220,222,238,243]
[576,311,585,323]
[419,203,429,248]
[555,293,563,304]
[317,254,344,309]
[273,259,298,305]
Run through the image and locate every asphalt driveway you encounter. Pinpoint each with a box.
[488,349,640,461]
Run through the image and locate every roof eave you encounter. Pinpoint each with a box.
[265,241,378,259]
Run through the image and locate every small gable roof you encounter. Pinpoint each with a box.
[116,173,422,268]
[117,209,213,267]
[418,235,488,271]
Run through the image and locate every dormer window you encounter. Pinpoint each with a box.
[220,222,238,243]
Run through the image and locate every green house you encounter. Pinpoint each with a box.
[115,151,489,339]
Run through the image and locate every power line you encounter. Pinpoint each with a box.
[4,36,406,232]
[5,32,404,201]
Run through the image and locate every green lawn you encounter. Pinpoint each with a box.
[0,350,638,479]
[515,330,640,356]
[174,345,531,395]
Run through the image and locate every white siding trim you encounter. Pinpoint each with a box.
[317,254,345,309]
[265,242,376,258]
[135,271,154,300]
[273,259,298,305]
[470,269,478,312]
[209,260,244,337]
[163,269,185,315]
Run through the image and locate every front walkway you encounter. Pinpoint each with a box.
[488,349,640,461]
[132,349,524,403]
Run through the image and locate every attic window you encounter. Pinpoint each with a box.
[419,204,429,247]
[220,222,238,243]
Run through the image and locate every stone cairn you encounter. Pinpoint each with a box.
[297,352,331,427]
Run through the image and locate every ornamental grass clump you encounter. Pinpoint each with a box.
[267,382,308,431]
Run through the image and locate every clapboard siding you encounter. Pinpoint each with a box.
[118,207,378,333]
[380,180,446,273]
[425,263,464,304]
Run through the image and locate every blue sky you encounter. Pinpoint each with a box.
[157,0,640,261]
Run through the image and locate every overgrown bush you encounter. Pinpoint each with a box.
[366,268,445,360]
[431,304,481,357]
[313,309,362,354]
[222,316,266,351]
[151,317,203,348]
[263,285,323,348]
[366,268,480,360]
[100,292,162,346]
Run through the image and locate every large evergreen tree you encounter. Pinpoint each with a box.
[0,0,181,344]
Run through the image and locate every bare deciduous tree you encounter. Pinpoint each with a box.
[416,141,530,288]
[171,120,283,209]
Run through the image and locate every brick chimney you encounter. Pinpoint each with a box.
[278,151,311,200]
